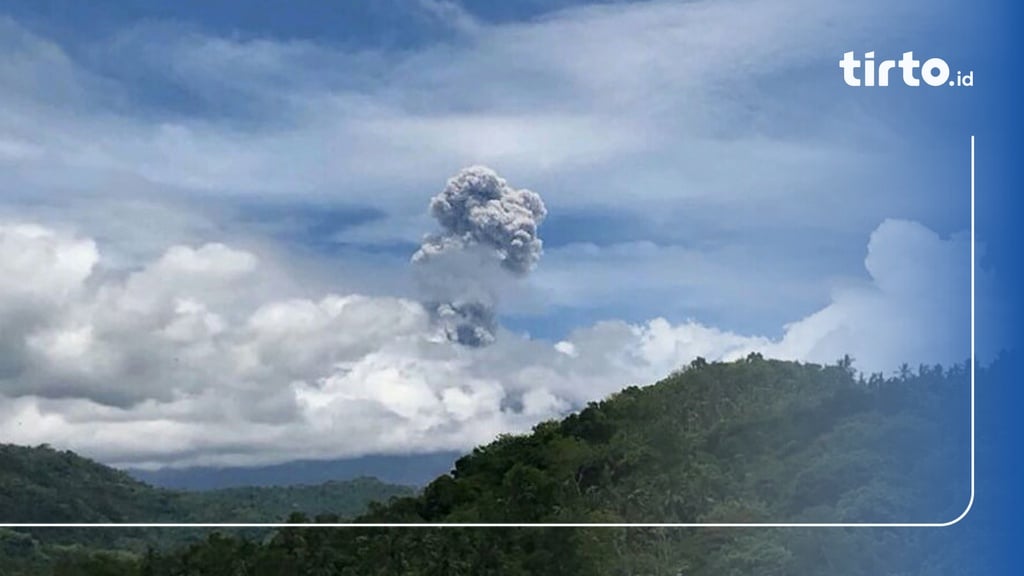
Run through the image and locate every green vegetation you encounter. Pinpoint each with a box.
[0,444,413,526]
[0,445,414,574]
[1,443,178,524]
[0,356,973,575]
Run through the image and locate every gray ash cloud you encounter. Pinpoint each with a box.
[413,166,546,346]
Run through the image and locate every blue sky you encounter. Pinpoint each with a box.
[0,0,982,467]
[1,0,972,336]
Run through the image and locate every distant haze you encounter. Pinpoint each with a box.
[125,452,461,491]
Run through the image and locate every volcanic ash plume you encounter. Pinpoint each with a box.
[413,166,547,346]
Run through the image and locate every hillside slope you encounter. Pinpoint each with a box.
[2,355,974,575]
[0,445,415,574]
[0,443,176,524]
[356,355,969,525]
[0,444,414,525]
[138,355,973,576]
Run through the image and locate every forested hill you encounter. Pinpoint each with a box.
[0,443,414,525]
[2,355,974,575]
[354,354,969,526]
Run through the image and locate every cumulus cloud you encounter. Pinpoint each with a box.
[0,217,973,469]
[0,0,981,471]
[413,166,547,346]
[755,220,972,369]
[0,2,972,351]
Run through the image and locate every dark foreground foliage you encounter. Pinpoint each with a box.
[1,355,974,575]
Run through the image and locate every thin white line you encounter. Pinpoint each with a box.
[945,133,977,526]
[2,137,977,530]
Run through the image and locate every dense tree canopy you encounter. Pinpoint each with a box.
[1,355,975,575]
[0,445,412,573]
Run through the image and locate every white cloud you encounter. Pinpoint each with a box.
[0,1,920,212]
[760,219,973,370]
[0,218,973,468]
[0,0,972,346]
[0,223,97,302]
[0,0,982,469]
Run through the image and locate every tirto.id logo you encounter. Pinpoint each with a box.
[840,51,973,87]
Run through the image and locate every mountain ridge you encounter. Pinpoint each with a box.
[1,355,975,575]
[124,451,461,491]
[0,443,415,525]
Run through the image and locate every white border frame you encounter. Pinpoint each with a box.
[3,137,976,529]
